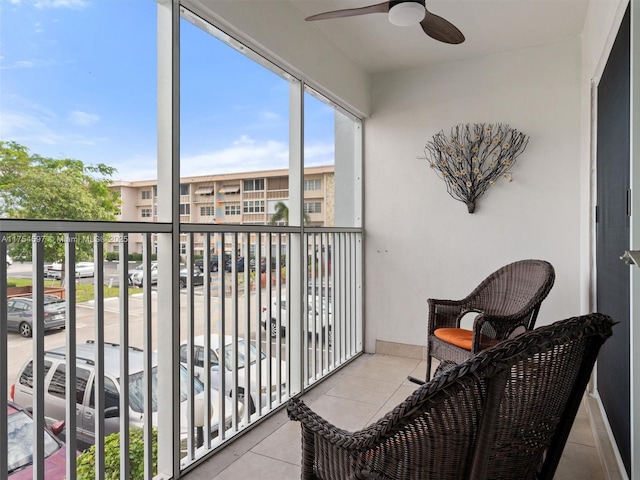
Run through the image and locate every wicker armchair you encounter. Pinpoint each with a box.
[287,313,614,480]
[422,259,555,381]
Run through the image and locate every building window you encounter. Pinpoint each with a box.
[200,206,214,216]
[112,245,119,253]
[141,208,152,218]
[225,205,241,216]
[304,179,322,191]
[179,204,191,215]
[141,190,152,200]
[243,200,265,213]
[304,202,322,214]
[153,185,157,197]
[180,183,190,196]
[179,243,187,255]
[243,179,264,192]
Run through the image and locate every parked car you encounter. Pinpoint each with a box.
[10,341,236,451]
[7,401,68,479]
[249,257,277,273]
[7,295,66,338]
[128,262,158,286]
[179,335,287,416]
[46,261,95,279]
[179,267,204,288]
[225,256,245,273]
[6,254,13,267]
[194,254,228,273]
[261,296,332,344]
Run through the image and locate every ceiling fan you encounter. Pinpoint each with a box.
[305,0,465,45]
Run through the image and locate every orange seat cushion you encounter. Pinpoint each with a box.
[434,328,501,351]
[434,328,474,350]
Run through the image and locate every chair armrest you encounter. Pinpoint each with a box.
[428,298,472,334]
[470,311,537,352]
[287,397,372,448]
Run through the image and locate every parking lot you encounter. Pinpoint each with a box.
[5,262,285,392]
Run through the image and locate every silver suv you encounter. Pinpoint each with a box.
[10,341,234,451]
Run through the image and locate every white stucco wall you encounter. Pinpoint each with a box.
[364,39,582,351]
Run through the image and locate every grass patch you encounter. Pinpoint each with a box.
[7,278,142,303]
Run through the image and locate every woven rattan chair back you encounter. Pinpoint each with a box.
[288,313,614,480]
[425,259,555,379]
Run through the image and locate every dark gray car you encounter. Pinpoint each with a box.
[6,295,66,338]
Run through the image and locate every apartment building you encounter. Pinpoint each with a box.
[109,165,335,257]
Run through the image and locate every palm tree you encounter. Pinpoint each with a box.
[269,201,310,225]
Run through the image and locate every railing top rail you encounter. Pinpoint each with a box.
[180,224,362,234]
[0,219,362,235]
[0,219,171,234]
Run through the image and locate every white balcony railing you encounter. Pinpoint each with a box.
[1,219,362,479]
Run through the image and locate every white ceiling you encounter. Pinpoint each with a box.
[283,0,590,74]
[187,1,591,75]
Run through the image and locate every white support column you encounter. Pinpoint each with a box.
[157,0,181,477]
[289,78,303,396]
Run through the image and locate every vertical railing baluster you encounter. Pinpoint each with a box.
[186,232,196,460]
[142,233,153,480]
[203,232,212,448]
[232,233,239,427]
[119,233,130,480]
[32,232,45,479]
[243,233,251,424]
[255,233,263,415]
[0,233,8,478]
[217,232,226,440]
[64,234,77,479]
[94,233,106,480]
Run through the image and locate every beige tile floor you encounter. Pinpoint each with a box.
[183,353,619,480]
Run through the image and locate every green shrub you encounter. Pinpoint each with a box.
[76,427,157,479]
[105,252,119,261]
[7,282,17,288]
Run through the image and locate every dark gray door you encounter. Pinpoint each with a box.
[595,4,630,475]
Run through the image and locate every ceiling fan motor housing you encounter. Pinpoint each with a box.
[388,0,427,26]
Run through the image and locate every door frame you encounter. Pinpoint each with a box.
[590,1,639,478]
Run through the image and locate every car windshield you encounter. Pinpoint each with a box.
[7,410,60,474]
[127,364,205,413]
[218,339,264,371]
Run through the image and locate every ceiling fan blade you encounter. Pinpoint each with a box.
[305,2,390,21]
[420,10,465,44]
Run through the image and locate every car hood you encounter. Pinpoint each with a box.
[9,445,68,480]
[129,388,235,435]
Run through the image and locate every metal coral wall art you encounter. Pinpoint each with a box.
[420,123,529,213]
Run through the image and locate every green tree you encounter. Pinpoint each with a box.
[269,201,310,225]
[0,141,120,263]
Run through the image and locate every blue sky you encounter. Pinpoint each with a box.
[0,0,335,181]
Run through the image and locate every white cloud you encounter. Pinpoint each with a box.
[1,58,60,70]
[33,0,87,9]
[304,142,335,166]
[68,110,100,127]
[178,136,335,178]
[260,111,280,122]
[181,136,289,177]
[0,104,101,155]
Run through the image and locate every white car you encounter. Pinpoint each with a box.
[179,335,287,416]
[128,262,158,287]
[261,296,332,344]
[47,261,95,279]
[11,342,237,452]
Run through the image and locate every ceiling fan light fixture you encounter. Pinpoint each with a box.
[388,2,426,27]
